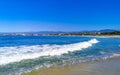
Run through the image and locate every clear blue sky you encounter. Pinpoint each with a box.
[0,0,120,32]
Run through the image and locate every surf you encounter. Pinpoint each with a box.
[0,39,99,65]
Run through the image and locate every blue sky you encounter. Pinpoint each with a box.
[0,0,120,32]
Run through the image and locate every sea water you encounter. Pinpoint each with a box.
[0,36,120,75]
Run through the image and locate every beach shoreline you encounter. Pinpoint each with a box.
[22,57,120,75]
[38,35,120,38]
[0,35,120,38]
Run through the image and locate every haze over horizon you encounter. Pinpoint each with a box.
[0,0,120,32]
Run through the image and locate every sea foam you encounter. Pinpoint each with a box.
[0,39,99,65]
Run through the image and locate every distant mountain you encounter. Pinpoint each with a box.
[81,29,117,33]
[24,31,68,34]
[32,29,117,34]
[98,29,117,32]
[0,29,117,34]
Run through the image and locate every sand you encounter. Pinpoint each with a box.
[22,57,120,75]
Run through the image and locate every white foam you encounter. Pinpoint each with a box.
[0,39,99,65]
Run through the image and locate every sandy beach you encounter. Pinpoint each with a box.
[22,57,120,75]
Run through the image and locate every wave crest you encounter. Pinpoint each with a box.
[0,39,99,65]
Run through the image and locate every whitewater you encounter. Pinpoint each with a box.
[0,39,99,65]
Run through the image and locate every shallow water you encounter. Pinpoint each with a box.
[22,57,120,75]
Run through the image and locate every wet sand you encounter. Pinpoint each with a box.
[22,57,120,75]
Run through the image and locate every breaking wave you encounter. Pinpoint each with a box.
[0,39,99,65]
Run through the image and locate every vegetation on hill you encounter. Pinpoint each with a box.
[101,31,120,35]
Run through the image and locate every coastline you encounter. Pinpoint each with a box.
[40,35,120,38]
[39,35,120,38]
[22,57,120,75]
[0,35,120,38]
[79,35,120,38]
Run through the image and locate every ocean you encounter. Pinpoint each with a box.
[0,36,120,75]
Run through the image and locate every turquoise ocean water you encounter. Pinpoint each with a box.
[0,36,120,75]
